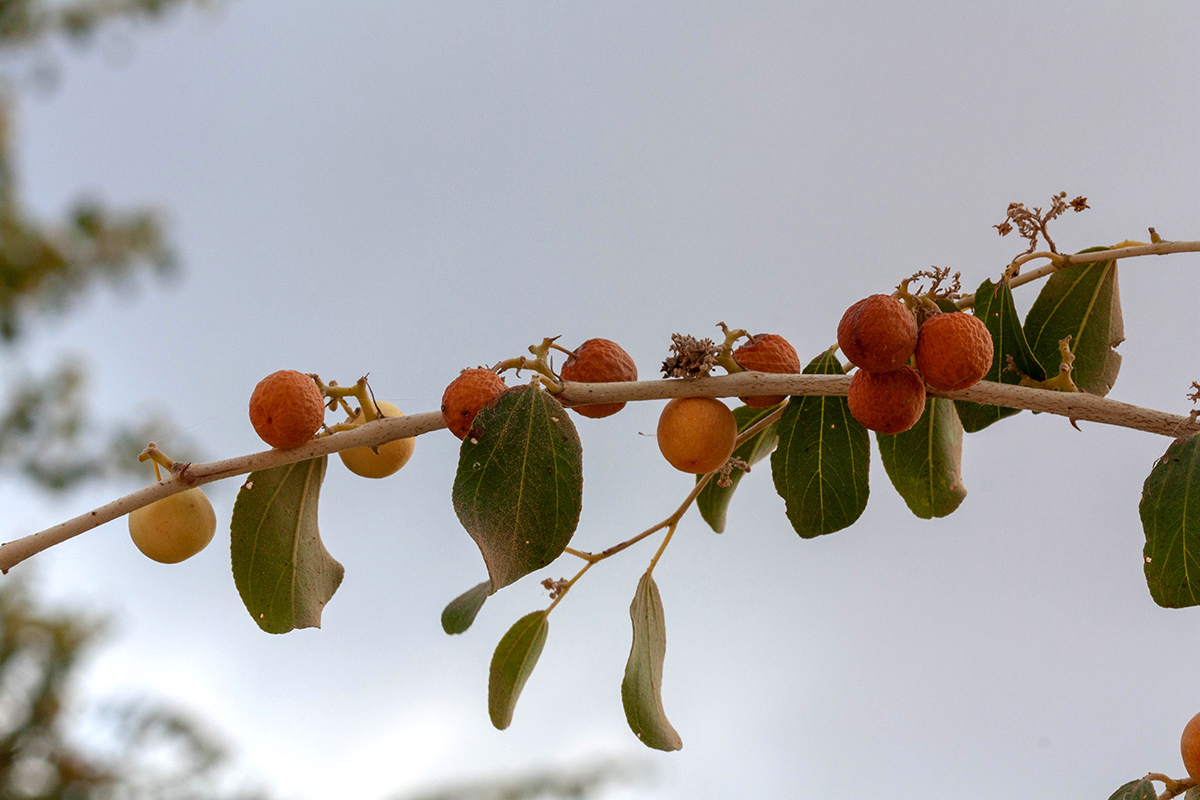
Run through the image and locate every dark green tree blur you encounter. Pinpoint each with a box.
[0,0,208,491]
[0,5,648,798]
[0,3,279,798]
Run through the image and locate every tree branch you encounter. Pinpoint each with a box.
[2,374,1198,573]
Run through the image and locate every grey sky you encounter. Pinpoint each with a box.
[7,2,1200,798]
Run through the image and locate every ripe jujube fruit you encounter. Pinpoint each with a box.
[338,400,415,479]
[846,366,926,434]
[559,338,638,418]
[837,294,919,374]
[442,368,507,440]
[656,397,738,474]
[1182,712,1200,782]
[249,370,325,449]
[914,311,994,392]
[733,333,801,407]
[128,487,217,564]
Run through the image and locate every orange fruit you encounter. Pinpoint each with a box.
[338,401,415,479]
[733,333,801,407]
[128,487,217,564]
[559,338,638,418]
[1183,712,1200,782]
[837,294,919,374]
[914,311,994,392]
[248,370,325,449]
[847,366,926,434]
[441,368,507,440]
[657,397,738,474]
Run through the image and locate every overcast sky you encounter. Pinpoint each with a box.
[6,2,1200,798]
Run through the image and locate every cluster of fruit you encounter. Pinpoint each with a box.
[442,334,804,476]
[126,301,993,566]
[128,369,417,565]
[838,294,993,434]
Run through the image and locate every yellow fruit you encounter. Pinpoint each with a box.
[128,487,217,564]
[1182,712,1200,782]
[657,397,738,474]
[338,401,415,479]
[249,370,326,449]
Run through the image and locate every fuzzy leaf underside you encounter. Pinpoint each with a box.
[877,397,967,519]
[1107,779,1158,800]
[452,386,583,592]
[1023,248,1123,397]
[622,572,682,751]
[770,349,869,538]
[488,610,549,730]
[230,457,343,634]
[955,277,1046,432]
[1141,433,1200,608]
[697,404,780,533]
[441,580,491,635]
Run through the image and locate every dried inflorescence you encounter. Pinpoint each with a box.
[994,191,1089,256]
[661,333,719,378]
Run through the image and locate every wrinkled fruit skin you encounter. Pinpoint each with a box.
[128,487,217,564]
[837,294,919,374]
[560,338,638,418]
[733,333,801,407]
[1183,712,1200,782]
[915,311,994,392]
[657,397,738,474]
[442,368,507,440]
[249,369,325,449]
[847,366,926,434]
[339,401,416,479]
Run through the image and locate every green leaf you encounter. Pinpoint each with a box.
[1023,247,1124,396]
[488,610,549,730]
[230,457,343,634]
[452,385,583,592]
[696,404,780,533]
[955,278,1046,432]
[877,398,967,519]
[770,348,870,538]
[1140,433,1200,608]
[622,571,682,751]
[1107,779,1158,800]
[441,580,491,635]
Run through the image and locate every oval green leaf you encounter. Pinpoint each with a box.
[441,580,491,635]
[1107,779,1158,800]
[488,610,549,730]
[1023,247,1124,396]
[452,385,583,592]
[230,457,344,634]
[955,277,1046,432]
[622,571,682,751]
[770,348,870,538]
[877,397,967,519]
[696,404,780,533]
[1140,433,1200,608]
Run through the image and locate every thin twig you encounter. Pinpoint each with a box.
[957,239,1200,308]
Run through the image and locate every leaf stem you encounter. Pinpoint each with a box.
[1143,772,1196,800]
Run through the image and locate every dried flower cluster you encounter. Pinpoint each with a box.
[994,191,1089,255]
[661,333,719,378]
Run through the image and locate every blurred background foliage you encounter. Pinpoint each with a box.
[0,0,198,493]
[0,3,646,798]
